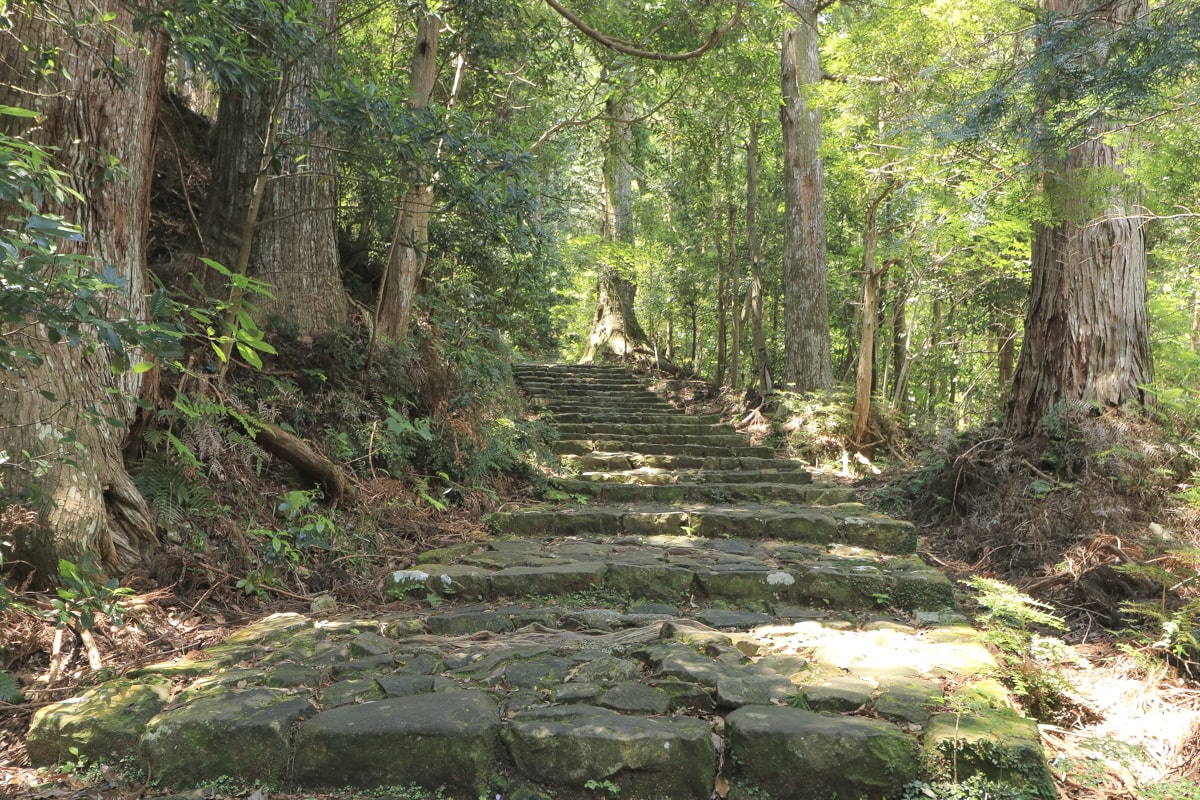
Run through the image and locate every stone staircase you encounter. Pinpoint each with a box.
[25,364,1056,800]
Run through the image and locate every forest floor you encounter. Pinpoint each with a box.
[3,371,1200,800]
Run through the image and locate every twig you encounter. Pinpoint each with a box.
[79,627,102,672]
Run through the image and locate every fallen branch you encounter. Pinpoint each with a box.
[250,419,355,505]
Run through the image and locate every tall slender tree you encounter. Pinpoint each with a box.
[375,10,440,344]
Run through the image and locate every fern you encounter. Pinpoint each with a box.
[0,670,24,704]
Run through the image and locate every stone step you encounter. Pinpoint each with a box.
[561,452,797,472]
[550,478,852,505]
[26,609,1053,800]
[491,502,918,554]
[518,381,648,393]
[575,467,812,485]
[385,533,948,609]
[513,363,631,375]
[553,421,738,437]
[555,432,753,448]
[552,441,771,459]
[552,411,721,425]
[535,398,676,412]
[551,440,771,458]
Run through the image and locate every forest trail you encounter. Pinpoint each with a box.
[25,365,1054,800]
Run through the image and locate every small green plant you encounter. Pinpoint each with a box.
[53,555,134,630]
[962,576,1080,722]
[901,775,1023,800]
[786,692,811,710]
[59,746,90,776]
[584,779,620,797]
[1118,549,1200,675]
[238,490,333,597]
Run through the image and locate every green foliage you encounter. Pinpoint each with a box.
[0,669,25,705]
[143,0,323,91]
[238,490,333,597]
[1141,779,1200,800]
[0,112,185,373]
[901,775,1023,800]
[775,387,857,464]
[52,555,134,631]
[1118,551,1200,674]
[963,576,1081,722]
[189,258,278,370]
[584,778,620,797]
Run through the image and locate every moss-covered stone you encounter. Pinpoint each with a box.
[874,678,943,724]
[141,687,313,787]
[27,678,171,766]
[490,562,608,597]
[292,690,500,795]
[504,705,716,799]
[923,710,1057,800]
[319,678,384,708]
[726,706,921,800]
[597,682,670,714]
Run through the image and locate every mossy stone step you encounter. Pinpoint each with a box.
[554,421,739,437]
[561,452,807,471]
[522,384,652,396]
[575,467,812,485]
[535,399,676,413]
[551,411,722,425]
[491,502,918,554]
[549,441,768,460]
[26,609,1049,799]
[513,365,631,376]
[555,432,753,448]
[552,441,772,459]
[387,534,950,610]
[549,478,852,505]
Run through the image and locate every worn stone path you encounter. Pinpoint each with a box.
[27,364,1055,800]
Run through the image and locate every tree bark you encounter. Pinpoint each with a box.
[716,228,729,387]
[1007,0,1152,434]
[852,201,884,448]
[375,12,440,344]
[0,2,166,585]
[780,0,832,392]
[890,280,910,412]
[203,0,348,337]
[580,84,659,365]
[727,203,742,391]
[745,114,772,396]
[853,181,896,447]
[255,0,347,334]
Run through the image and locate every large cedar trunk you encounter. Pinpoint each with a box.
[1007,0,1152,434]
[203,0,348,336]
[581,267,653,362]
[581,89,656,364]
[0,3,166,584]
[780,0,833,391]
[376,13,440,343]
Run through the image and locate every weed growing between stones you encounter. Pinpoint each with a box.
[900,774,1022,800]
